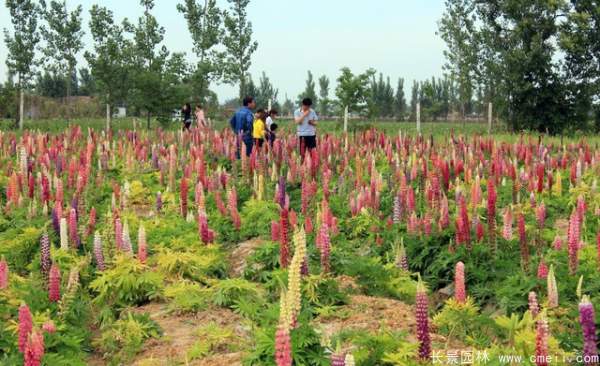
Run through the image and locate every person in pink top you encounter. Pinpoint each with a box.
[195,105,208,128]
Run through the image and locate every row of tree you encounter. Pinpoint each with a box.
[438,0,600,133]
[4,0,258,129]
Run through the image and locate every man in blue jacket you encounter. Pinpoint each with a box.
[230,96,256,158]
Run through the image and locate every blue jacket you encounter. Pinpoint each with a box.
[230,106,254,138]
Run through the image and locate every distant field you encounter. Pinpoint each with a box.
[1,117,597,144]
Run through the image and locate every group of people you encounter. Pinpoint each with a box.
[229,96,318,159]
[181,103,208,130]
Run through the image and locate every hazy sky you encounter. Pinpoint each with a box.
[0,0,447,102]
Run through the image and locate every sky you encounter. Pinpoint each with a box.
[0,0,447,103]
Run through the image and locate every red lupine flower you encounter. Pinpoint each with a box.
[568,210,580,275]
[271,220,280,242]
[536,202,546,229]
[454,261,466,304]
[180,177,188,217]
[487,179,497,249]
[304,216,313,234]
[86,207,96,236]
[48,263,61,302]
[24,330,44,366]
[535,314,549,366]
[18,303,33,353]
[279,208,290,268]
[42,320,56,334]
[537,260,548,279]
[319,225,330,273]
[69,208,79,248]
[415,278,431,360]
[0,258,8,289]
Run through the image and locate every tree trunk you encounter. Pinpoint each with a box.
[66,69,72,123]
[106,103,111,130]
[19,87,24,130]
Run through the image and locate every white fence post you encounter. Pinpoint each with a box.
[488,102,493,134]
[416,102,421,134]
[344,106,348,133]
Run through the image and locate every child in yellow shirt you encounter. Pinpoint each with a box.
[253,109,267,149]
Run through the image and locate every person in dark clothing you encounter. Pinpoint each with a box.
[267,122,278,148]
[229,96,256,158]
[182,103,192,131]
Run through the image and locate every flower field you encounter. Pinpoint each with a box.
[1,124,600,366]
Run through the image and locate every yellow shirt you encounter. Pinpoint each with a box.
[253,119,266,139]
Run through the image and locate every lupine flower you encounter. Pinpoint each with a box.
[502,207,513,240]
[393,195,401,224]
[578,296,598,365]
[536,202,546,229]
[42,320,56,334]
[454,261,466,304]
[40,233,51,277]
[93,231,105,271]
[279,208,290,268]
[537,260,548,279]
[553,235,562,250]
[415,278,431,360]
[0,258,8,289]
[529,291,539,317]
[535,313,549,366]
[487,179,497,249]
[331,352,346,366]
[319,224,330,273]
[59,217,68,250]
[547,265,558,308]
[87,207,96,236]
[18,303,33,353]
[48,263,61,302]
[517,213,529,271]
[114,217,123,250]
[121,222,133,254]
[69,208,79,248]
[24,330,44,366]
[439,194,449,230]
[180,177,188,217]
[287,227,307,323]
[395,240,409,271]
[568,210,580,274]
[138,224,147,263]
[345,354,355,366]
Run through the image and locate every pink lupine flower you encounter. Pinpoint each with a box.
[528,291,539,317]
[579,296,598,365]
[319,225,330,273]
[439,195,449,230]
[271,221,280,242]
[18,303,33,353]
[275,326,292,366]
[48,263,61,302]
[304,216,313,234]
[502,208,513,240]
[69,208,79,248]
[454,261,466,304]
[518,213,529,271]
[487,179,497,248]
[535,314,549,366]
[24,330,44,366]
[0,258,8,289]
[86,207,96,236]
[537,260,548,279]
[568,211,580,274]
[114,217,123,250]
[93,231,105,271]
[536,202,546,229]
[42,320,56,334]
[180,177,188,217]
[415,278,431,360]
[138,225,147,264]
[553,235,562,250]
[279,208,290,268]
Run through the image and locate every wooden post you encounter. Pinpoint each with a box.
[344,105,348,133]
[106,103,110,130]
[268,98,272,113]
[416,102,421,134]
[488,102,493,134]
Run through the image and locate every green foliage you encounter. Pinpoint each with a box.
[164,281,211,313]
[334,329,414,366]
[302,274,348,309]
[96,311,162,364]
[210,278,265,308]
[0,226,41,272]
[335,67,376,116]
[240,199,279,240]
[90,256,163,319]
[433,298,496,347]
[154,246,225,281]
[242,241,280,282]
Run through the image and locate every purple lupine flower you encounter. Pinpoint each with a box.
[579,296,598,365]
[40,233,51,277]
[415,277,431,360]
[278,176,286,209]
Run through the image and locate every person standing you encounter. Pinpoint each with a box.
[182,103,192,131]
[195,105,207,128]
[294,98,318,158]
[229,96,256,158]
[253,109,267,150]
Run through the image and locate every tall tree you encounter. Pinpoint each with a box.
[297,70,318,108]
[437,0,478,118]
[41,0,84,122]
[223,0,258,101]
[125,0,171,128]
[177,0,223,102]
[85,4,130,128]
[281,95,294,116]
[4,0,42,129]
[335,67,375,116]
[394,78,406,121]
[256,71,278,110]
[318,75,331,117]
[78,67,95,96]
